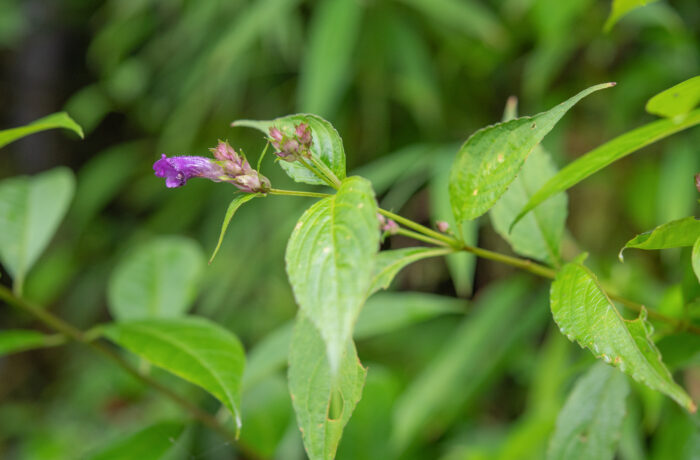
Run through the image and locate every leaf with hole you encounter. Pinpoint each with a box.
[0,167,75,293]
[550,260,695,412]
[547,363,629,460]
[288,312,366,460]
[0,112,83,150]
[233,114,346,185]
[108,236,205,321]
[101,316,246,432]
[511,110,700,229]
[619,217,700,261]
[285,176,378,375]
[449,83,612,224]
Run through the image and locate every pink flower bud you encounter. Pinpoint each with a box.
[382,219,399,235]
[437,221,449,233]
[269,127,284,142]
[210,140,239,162]
[295,123,312,146]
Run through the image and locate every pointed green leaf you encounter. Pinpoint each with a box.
[604,0,658,31]
[511,110,700,229]
[101,316,245,432]
[297,0,363,117]
[285,176,378,375]
[449,83,612,224]
[288,313,366,460]
[108,236,205,321]
[368,247,453,296]
[0,330,64,356]
[692,236,700,283]
[0,167,75,293]
[619,216,700,261]
[550,261,696,412]
[490,146,567,265]
[210,193,259,263]
[646,76,700,119]
[86,421,185,460]
[0,112,83,150]
[233,114,346,185]
[547,363,629,460]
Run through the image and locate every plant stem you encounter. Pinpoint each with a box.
[297,157,338,190]
[395,228,452,247]
[308,156,342,189]
[268,188,331,198]
[0,286,250,450]
[378,208,458,247]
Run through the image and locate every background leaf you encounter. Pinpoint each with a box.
[646,75,700,119]
[101,316,246,431]
[449,83,611,224]
[233,114,346,186]
[297,0,363,118]
[368,247,453,295]
[620,217,700,260]
[209,193,259,263]
[0,330,64,357]
[0,167,75,293]
[604,0,658,31]
[0,112,83,150]
[550,261,696,412]
[547,363,629,460]
[512,110,700,228]
[490,145,567,266]
[86,421,185,460]
[285,176,378,375]
[288,312,366,460]
[108,236,205,321]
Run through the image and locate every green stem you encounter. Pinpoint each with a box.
[395,228,451,247]
[378,209,458,247]
[268,188,331,198]
[0,286,251,451]
[308,156,342,189]
[297,157,338,189]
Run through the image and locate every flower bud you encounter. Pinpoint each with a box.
[295,123,312,147]
[382,219,399,235]
[210,140,238,162]
[232,171,271,194]
[436,221,450,233]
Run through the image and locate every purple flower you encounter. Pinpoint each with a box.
[153,154,224,188]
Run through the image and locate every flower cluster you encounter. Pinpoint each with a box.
[153,141,271,193]
[268,123,313,162]
[377,213,399,235]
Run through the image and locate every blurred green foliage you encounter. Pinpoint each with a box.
[1,0,699,459]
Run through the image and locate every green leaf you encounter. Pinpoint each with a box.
[86,421,185,460]
[0,167,75,293]
[368,247,453,296]
[0,112,84,150]
[604,0,658,31]
[297,0,363,117]
[619,217,700,261]
[490,146,567,265]
[0,330,64,356]
[209,193,259,264]
[285,176,378,375]
[288,312,366,460]
[693,236,700,283]
[101,316,246,432]
[449,83,612,224]
[646,76,700,119]
[108,236,205,321]
[547,363,629,460]
[355,292,464,339]
[550,261,696,412]
[511,110,700,229]
[233,114,346,186]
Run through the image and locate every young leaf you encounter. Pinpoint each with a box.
[0,112,84,150]
[0,167,75,293]
[297,0,363,118]
[210,194,259,263]
[550,260,696,412]
[86,421,185,460]
[490,146,567,266]
[288,312,366,460]
[646,76,700,119]
[693,236,700,283]
[285,176,378,375]
[108,236,205,321]
[0,330,64,356]
[233,114,346,186]
[101,316,246,432]
[604,0,658,31]
[449,83,612,224]
[368,247,453,296]
[355,292,464,339]
[511,110,700,229]
[619,217,700,260]
[547,363,629,460]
